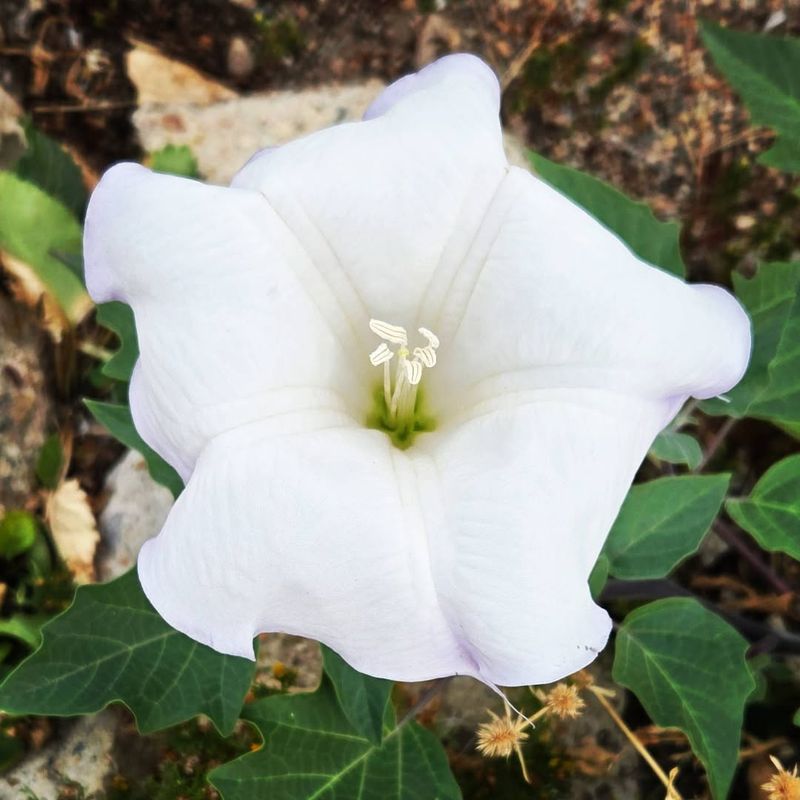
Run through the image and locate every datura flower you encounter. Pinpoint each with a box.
[84,54,750,688]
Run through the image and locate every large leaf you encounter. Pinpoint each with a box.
[0,570,253,735]
[700,22,800,173]
[321,645,392,745]
[614,598,754,799]
[702,262,800,420]
[96,301,139,382]
[210,677,461,800]
[14,120,87,218]
[649,430,703,469]
[602,475,729,579]
[0,171,90,324]
[726,453,800,559]
[85,399,183,497]
[529,152,685,277]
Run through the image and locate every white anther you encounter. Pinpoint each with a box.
[369,319,408,346]
[404,359,423,385]
[369,343,394,366]
[413,345,437,368]
[418,327,440,349]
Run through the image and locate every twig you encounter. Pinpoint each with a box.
[500,4,556,91]
[714,519,793,596]
[696,416,738,472]
[397,678,449,728]
[32,99,134,114]
[587,685,683,799]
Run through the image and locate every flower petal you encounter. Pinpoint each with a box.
[428,167,750,416]
[231,54,507,328]
[84,164,361,480]
[138,421,480,681]
[419,393,667,686]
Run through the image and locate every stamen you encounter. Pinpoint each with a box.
[367,319,440,442]
[369,319,408,345]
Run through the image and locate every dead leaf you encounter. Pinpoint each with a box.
[46,479,99,584]
[126,39,237,106]
[0,251,78,342]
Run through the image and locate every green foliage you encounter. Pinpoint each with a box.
[702,261,800,423]
[14,119,87,218]
[321,645,392,745]
[529,152,686,277]
[649,429,703,469]
[84,400,183,497]
[210,677,461,800]
[614,598,755,799]
[726,454,800,559]
[0,510,38,559]
[0,570,254,735]
[0,171,90,324]
[602,475,729,579]
[149,144,200,179]
[0,614,45,650]
[35,433,64,489]
[97,301,139,382]
[701,21,800,173]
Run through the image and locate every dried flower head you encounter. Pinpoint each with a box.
[545,682,585,719]
[763,756,800,800]
[476,708,529,759]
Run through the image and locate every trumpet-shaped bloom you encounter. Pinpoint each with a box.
[84,54,750,687]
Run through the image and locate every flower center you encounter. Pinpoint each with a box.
[367,319,439,448]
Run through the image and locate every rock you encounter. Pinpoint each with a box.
[0,711,117,799]
[97,450,173,581]
[0,295,50,510]
[134,81,530,186]
[227,36,255,80]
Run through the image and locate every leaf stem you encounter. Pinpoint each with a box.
[587,685,683,799]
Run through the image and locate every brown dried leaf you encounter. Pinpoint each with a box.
[46,479,99,584]
[126,39,236,106]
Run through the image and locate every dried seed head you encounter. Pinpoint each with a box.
[762,756,800,800]
[545,683,585,719]
[476,709,529,759]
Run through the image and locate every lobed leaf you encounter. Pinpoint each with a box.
[0,570,253,735]
[613,598,754,799]
[700,21,800,173]
[85,399,183,497]
[726,453,800,559]
[529,152,686,277]
[210,677,461,800]
[602,474,730,579]
[321,645,392,745]
[96,301,139,383]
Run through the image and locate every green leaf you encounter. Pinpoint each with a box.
[210,677,461,800]
[321,645,392,745]
[0,570,253,735]
[603,475,730,579]
[588,553,610,600]
[702,262,800,420]
[794,707,800,726]
[700,22,800,173]
[650,430,703,469]
[0,510,38,559]
[149,144,200,178]
[0,614,46,650]
[614,598,754,799]
[35,433,64,488]
[96,301,139,382]
[726,453,800,559]
[529,152,685,277]
[84,400,183,497]
[14,119,87,218]
[0,171,91,324]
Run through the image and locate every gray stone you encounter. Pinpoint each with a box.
[97,450,173,581]
[0,711,117,799]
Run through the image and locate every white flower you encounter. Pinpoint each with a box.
[84,55,750,687]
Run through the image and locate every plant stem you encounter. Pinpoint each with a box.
[696,416,738,472]
[587,685,683,800]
